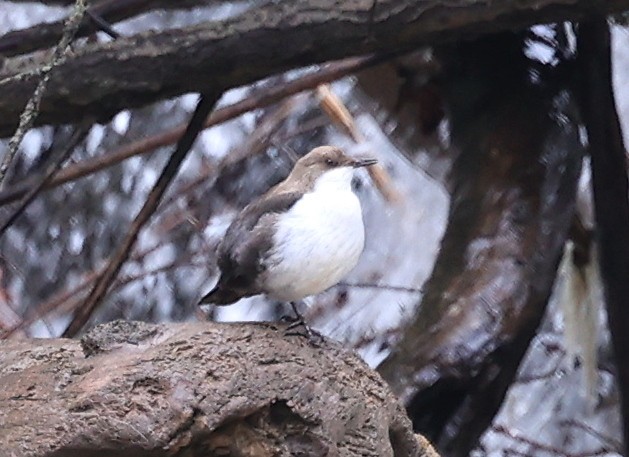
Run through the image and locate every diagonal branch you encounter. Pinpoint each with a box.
[61,91,221,337]
[0,0,87,188]
[0,55,384,206]
[0,123,90,235]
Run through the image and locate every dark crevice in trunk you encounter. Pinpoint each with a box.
[379,31,583,456]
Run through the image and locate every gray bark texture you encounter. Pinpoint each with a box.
[0,320,438,457]
[1,0,629,137]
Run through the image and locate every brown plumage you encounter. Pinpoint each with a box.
[198,146,376,306]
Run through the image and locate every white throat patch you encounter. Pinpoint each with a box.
[312,166,355,193]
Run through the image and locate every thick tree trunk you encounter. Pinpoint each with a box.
[378,32,584,456]
[1,0,628,136]
[0,320,438,457]
[577,18,629,456]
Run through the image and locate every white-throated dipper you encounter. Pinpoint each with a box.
[198,145,376,331]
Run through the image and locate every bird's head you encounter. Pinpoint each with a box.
[288,146,377,192]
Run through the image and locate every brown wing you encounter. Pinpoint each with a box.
[199,192,301,305]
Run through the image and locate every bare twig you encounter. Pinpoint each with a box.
[0,55,386,206]
[316,83,401,202]
[0,123,90,235]
[7,269,98,337]
[351,326,401,350]
[86,9,121,39]
[0,0,87,188]
[492,424,612,457]
[317,84,363,141]
[114,259,206,293]
[153,96,302,233]
[1,238,207,338]
[559,420,623,452]
[3,95,302,337]
[337,281,423,294]
[61,91,221,337]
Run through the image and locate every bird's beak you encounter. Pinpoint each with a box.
[351,157,378,168]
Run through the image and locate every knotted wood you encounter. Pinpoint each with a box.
[0,320,437,457]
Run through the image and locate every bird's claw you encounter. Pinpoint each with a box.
[283,319,324,346]
[279,301,323,346]
[279,314,299,324]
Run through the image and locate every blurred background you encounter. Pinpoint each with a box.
[0,2,627,456]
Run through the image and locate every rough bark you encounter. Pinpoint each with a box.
[1,0,629,137]
[577,18,629,456]
[378,32,584,456]
[0,320,438,457]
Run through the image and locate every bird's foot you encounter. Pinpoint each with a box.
[284,320,324,347]
[279,314,300,324]
[281,301,323,346]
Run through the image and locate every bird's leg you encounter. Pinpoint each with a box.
[283,301,323,345]
[290,301,305,321]
[278,302,304,325]
[278,301,301,324]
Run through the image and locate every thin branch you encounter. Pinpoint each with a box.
[5,269,97,337]
[61,91,221,337]
[3,95,301,336]
[316,83,401,202]
[153,96,303,231]
[559,420,623,452]
[86,9,121,39]
[0,55,385,206]
[336,281,423,294]
[0,0,87,189]
[113,259,206,293]
[492,425,612,457]
[1,239,198,338]
[0,123,90,235]
[351,326,401,350]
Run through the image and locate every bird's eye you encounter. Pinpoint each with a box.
[325,159,336,166]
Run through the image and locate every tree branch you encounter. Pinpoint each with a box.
[0,123,90,235]
[0,0,87,187]
[0,55,383,206]
[577,18,629,457]
[0,0,628,137]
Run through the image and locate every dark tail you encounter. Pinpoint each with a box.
[197,284,244,306]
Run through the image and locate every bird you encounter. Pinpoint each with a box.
[198,145,376,331]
